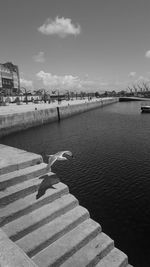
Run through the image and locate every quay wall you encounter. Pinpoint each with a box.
[60,97,117,119]
[0,98,118,138]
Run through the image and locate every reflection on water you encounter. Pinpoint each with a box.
[1,101,150,267]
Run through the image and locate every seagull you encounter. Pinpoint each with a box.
[46,150,73,172]
[36,151,73,199]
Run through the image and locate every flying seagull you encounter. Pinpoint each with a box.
[36,150,73,199]
[46,150,73,172]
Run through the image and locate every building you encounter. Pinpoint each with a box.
[0,62,20,96]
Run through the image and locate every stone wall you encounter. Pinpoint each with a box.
[0,98,118,138]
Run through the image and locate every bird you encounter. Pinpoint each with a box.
[46,150,73,172]
[36,150,73,199]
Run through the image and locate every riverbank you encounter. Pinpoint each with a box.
[0,144,130,267]
[0,97,118,138]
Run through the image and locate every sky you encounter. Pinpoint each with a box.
[1,0,150,92]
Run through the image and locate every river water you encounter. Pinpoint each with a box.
[1,101,150,267]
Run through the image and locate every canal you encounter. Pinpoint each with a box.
[1,101,150,267]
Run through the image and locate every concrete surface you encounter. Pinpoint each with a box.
[0,97,118,137]
[0,98,114,115]
[0,144,132,267]
[0,229,37,267]
[0,144,43,175]
[0,163,48,188]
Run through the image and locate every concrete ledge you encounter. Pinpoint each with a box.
[0,145,43,175]
[0,229,37,267]
[2,194,78,241]
[32,218,101,267]
[60,232,114,267]
[0,144,132,267]
[95,247,128,267]
[0,182,69,226]
[16,206,90,257]
[0,163,48,189]
[0,98,118,137]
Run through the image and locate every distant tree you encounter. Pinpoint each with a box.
[34,88,50,103]
[111,90,117,96]
[20,87,31,104]
[5,96,11,104]
[95,91,100,98]
[104,91,108,97]
[142,82,149,92]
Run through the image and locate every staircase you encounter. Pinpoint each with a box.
[0,145,132,267]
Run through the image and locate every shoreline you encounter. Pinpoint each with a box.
[0,97,118,138]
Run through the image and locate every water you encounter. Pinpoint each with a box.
[1,101,150,266]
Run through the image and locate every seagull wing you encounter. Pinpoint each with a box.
[46,150,73,171]
[47,155,58,168]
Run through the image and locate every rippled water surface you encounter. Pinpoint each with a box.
[1,101,150,267]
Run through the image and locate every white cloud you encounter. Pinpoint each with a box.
[36,71,80,88]
[136,76,150,84]
[38,16,81,37]
[145,50,150,58]
[33,51,45,63]
[138,76,145,80]
[20,78,33,88]
[129,71,136,77]
[36,70,110,92]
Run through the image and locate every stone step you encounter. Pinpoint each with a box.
[0,144,43,175]
[32,218,101,267]
[16,206,90,258]
[61,232,114,267]
[0,182,69,226]
[95,247,128,267]
[0,163,48,189]
[3,194,78,241]
[0,229,38,267]
[0,177,42,206]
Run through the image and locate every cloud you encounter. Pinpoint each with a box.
[20,78,33,88]
[36,71,80,88]
[137,76,150,83]
[138,76,145,80]
[145,50,150,58]
[129,71,136,77]
[38,16,81,37]
[33,51,45,63]
[36,70,110,92]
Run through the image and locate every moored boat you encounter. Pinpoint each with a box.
[141,105,150,113]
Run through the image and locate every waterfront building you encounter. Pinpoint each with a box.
[0,62,20,96]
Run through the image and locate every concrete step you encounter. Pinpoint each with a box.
[95,247,128,267]
[61,232,114,267]
[0,182,69,226]
[0,163,48,189]
[3,194,78,241]
[0,177,42,206]
[0,229,38,267]
[32,218,101,267]
[16,206,90,258]
[0,144,43,175]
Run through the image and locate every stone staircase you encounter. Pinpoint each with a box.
[0,145,132,267]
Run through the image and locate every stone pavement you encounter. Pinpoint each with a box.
[0,144,133,267]
[0,97,109,116]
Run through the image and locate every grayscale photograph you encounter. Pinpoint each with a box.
[0,1,150,266]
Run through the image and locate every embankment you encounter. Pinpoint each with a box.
[0,144,131,267]
[0,98,118,138]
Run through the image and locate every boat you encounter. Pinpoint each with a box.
[141,105,150,113]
